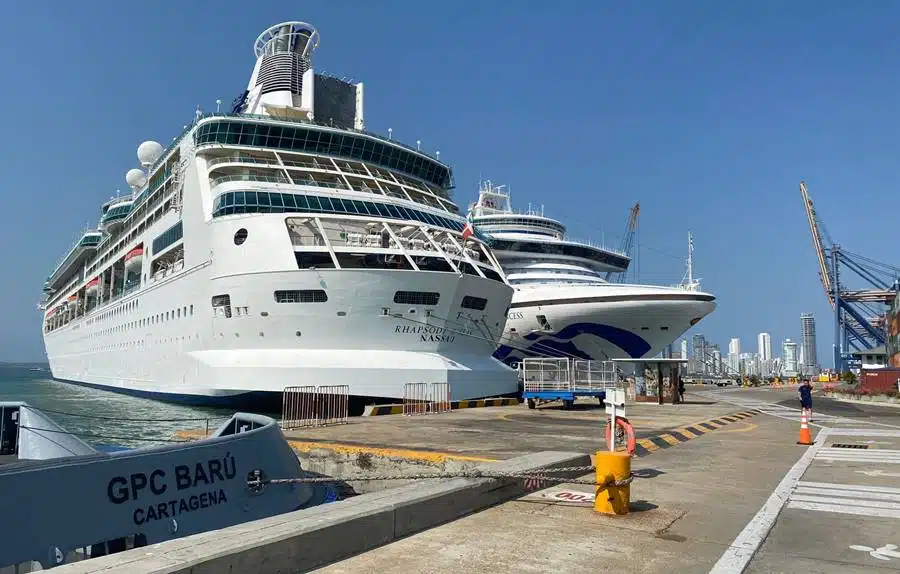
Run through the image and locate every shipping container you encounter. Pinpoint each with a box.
[860,368,900,393]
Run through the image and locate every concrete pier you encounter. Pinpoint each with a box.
[55,451,591,573]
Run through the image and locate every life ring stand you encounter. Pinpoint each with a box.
[604,416,636,455]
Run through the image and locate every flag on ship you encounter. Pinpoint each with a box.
[461,209,476,241]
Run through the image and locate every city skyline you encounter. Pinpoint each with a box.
[679,313,823,378]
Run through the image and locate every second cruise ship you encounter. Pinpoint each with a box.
[39,21,517,410]
[469,182,717,366]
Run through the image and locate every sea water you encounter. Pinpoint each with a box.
[0,364,236,448]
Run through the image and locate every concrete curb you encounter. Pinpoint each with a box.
[363,397,521,416]
[826,392,900,408]
[55,451,591,574]
[633,409,761,457]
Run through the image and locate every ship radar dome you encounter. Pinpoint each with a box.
[125,168,148,189]
[137,141,164,167]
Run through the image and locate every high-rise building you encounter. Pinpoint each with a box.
[758,332,772,377]
[728,338,741,374]
[740,352,760,377]
[758,333,771,361]
[800,313,818,375]
[692,333,707,375]
[681,339,688,363]
[783,339,799,377]
[711,346,722,376]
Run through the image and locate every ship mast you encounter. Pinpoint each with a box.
[681,232,701,291]
[687,232,693,286]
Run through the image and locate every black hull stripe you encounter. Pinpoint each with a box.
[510,293,716,309]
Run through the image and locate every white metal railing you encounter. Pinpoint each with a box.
[522,358,618,394]
[522,358,571,393]
[403,382,452,415]
[572,359,617,392]
[280,385,349,429]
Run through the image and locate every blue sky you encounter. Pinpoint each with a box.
[1,1,897,363]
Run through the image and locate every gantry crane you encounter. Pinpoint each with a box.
[606,202,640,283]
[800,181,900,372]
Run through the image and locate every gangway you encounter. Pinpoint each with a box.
[520,357,618,409]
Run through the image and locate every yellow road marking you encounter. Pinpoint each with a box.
[712,421,759,434]
[676,427,703,438]
[659,434,681,446]
[637,439,659,451]
[286,440,497,463]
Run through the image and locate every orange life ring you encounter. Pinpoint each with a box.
[604,416,636,455]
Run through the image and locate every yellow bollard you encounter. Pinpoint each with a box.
[594,451,631,515]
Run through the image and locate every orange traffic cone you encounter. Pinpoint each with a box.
[797,409,813,445]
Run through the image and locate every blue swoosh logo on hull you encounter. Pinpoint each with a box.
[494,322,652,366]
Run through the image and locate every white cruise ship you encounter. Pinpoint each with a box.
[40,21,517,411]
[467,182,717,366]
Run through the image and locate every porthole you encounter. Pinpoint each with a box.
[234,228,248,246]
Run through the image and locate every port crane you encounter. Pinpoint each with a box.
[605,202,640,283]
[800,181,900,372]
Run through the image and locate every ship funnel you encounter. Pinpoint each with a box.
[242,21,320,119]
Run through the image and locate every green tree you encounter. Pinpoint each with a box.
[840,371,857,384]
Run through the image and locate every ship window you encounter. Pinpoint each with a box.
[274,290,328,303]
[152,221,183,254]
[479,267,505,283]
[190,120,453,187]
[212,191,466,234]
[457,262,480,277]
[394,291,440,306]
[415,257,454,273]
[212,294,232,318]
[294,252,335,269]
[461,296,488,311]
[335,253,413,270]
[234,228,248,245]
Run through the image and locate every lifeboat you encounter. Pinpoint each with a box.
[124,245,144,273]
[85,277,100,297]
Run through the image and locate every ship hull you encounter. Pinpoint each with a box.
[494,284,716,366]
[45,256,517,409]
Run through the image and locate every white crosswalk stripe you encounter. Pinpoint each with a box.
[787,481,900,519]
[817,447,900,464]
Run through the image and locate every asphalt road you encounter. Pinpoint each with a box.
[696,386,900,573]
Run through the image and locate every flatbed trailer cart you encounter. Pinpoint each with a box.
[520,358,618,410]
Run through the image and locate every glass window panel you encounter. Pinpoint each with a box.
[258,193,271,207]
[317,196,334,212]
[269,193,284,208]
[282,193,296,209]
[328,197,345,212]
[306,196,322,211]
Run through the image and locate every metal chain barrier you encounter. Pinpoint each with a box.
[250,465,636,490]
